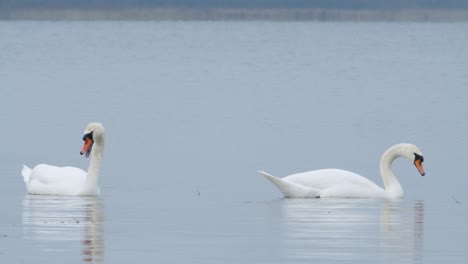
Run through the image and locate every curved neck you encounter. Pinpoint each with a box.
[81,141,104,195]
[380,146,403,196]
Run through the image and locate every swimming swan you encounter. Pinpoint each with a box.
[22,122,105,196]
[259,143,425,198]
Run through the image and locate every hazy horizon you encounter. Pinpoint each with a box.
[1,0,468,10]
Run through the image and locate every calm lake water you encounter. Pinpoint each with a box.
[1,21,467,263]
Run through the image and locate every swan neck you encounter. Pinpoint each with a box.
[82,142,103,195]
[380,147,403,196]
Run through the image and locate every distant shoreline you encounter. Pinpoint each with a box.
[1,8,468,21]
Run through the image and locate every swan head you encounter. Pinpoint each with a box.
[393,143,425,176]
[80,122,105,158]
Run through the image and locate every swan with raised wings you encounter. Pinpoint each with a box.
[22,122,105,196]
[259,143,425,198]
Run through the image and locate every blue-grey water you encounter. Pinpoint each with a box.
[1,21,467,263]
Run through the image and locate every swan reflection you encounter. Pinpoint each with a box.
[22,195,104,263]
[279,199,424,263]
[380,200,424,263]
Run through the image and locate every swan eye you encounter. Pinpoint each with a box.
[414,153,424,162]
[82,131,94,142]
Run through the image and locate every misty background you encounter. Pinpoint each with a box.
[1,0,468,9]
[1,0,468,20]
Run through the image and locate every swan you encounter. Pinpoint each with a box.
[21,122,105,196]
[259,143,425,198]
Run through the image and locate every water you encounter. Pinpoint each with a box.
[1,21,467,263]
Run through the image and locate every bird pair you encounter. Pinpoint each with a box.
[22,122,425,198]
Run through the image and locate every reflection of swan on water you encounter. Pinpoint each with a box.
[380,200,424,263]
[259,143,425,198]
[22,195,104,263]
[278,199,424,262]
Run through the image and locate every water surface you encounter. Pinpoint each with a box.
[0,21,467,263]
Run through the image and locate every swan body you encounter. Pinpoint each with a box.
[259,143,425,199]
[22,122,105,196]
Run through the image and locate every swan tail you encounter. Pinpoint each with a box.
[258,170,321,198]
[22,165,32,184]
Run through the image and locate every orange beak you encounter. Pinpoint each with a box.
[80,137,93,158]
[414,159,425,176]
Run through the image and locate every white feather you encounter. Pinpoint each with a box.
[259,143,425,199]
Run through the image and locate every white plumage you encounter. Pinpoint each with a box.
[259,143,425,199]
[22,122,105,196]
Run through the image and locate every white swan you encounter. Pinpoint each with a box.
[21,122,105,196]
[259,143,425,198]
